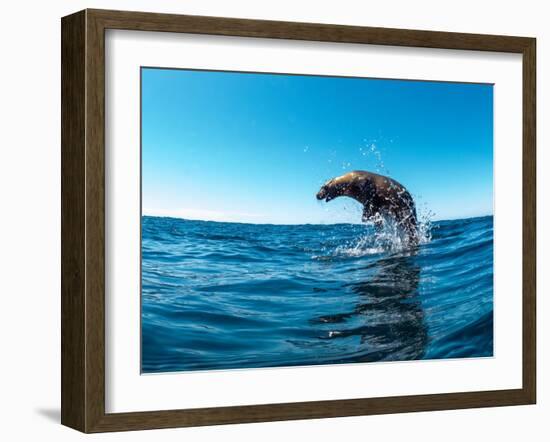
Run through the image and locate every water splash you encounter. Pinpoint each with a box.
[416,203,435,245]
[318,206,434,260]
[359,139,390,175]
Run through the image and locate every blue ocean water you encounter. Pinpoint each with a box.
[141,215,493,373]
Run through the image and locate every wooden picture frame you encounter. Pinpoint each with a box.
[61,8,536,433]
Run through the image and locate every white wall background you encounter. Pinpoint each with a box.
[0,0,546,440]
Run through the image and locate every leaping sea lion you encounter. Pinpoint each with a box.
[316,170,419,245]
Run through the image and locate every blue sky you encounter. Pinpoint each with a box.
[142,68,493,224]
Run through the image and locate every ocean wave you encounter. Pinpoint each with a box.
[141,215,493,373]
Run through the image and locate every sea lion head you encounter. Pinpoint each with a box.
[316,179,347,202]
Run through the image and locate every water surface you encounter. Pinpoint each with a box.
[141,215,493,373]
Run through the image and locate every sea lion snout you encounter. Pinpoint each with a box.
[316,184,330,201]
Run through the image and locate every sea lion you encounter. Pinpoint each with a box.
[316,170,419,244]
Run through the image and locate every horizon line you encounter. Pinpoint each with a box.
[141,212,494,226]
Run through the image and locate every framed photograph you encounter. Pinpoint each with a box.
[61,9,536,433]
